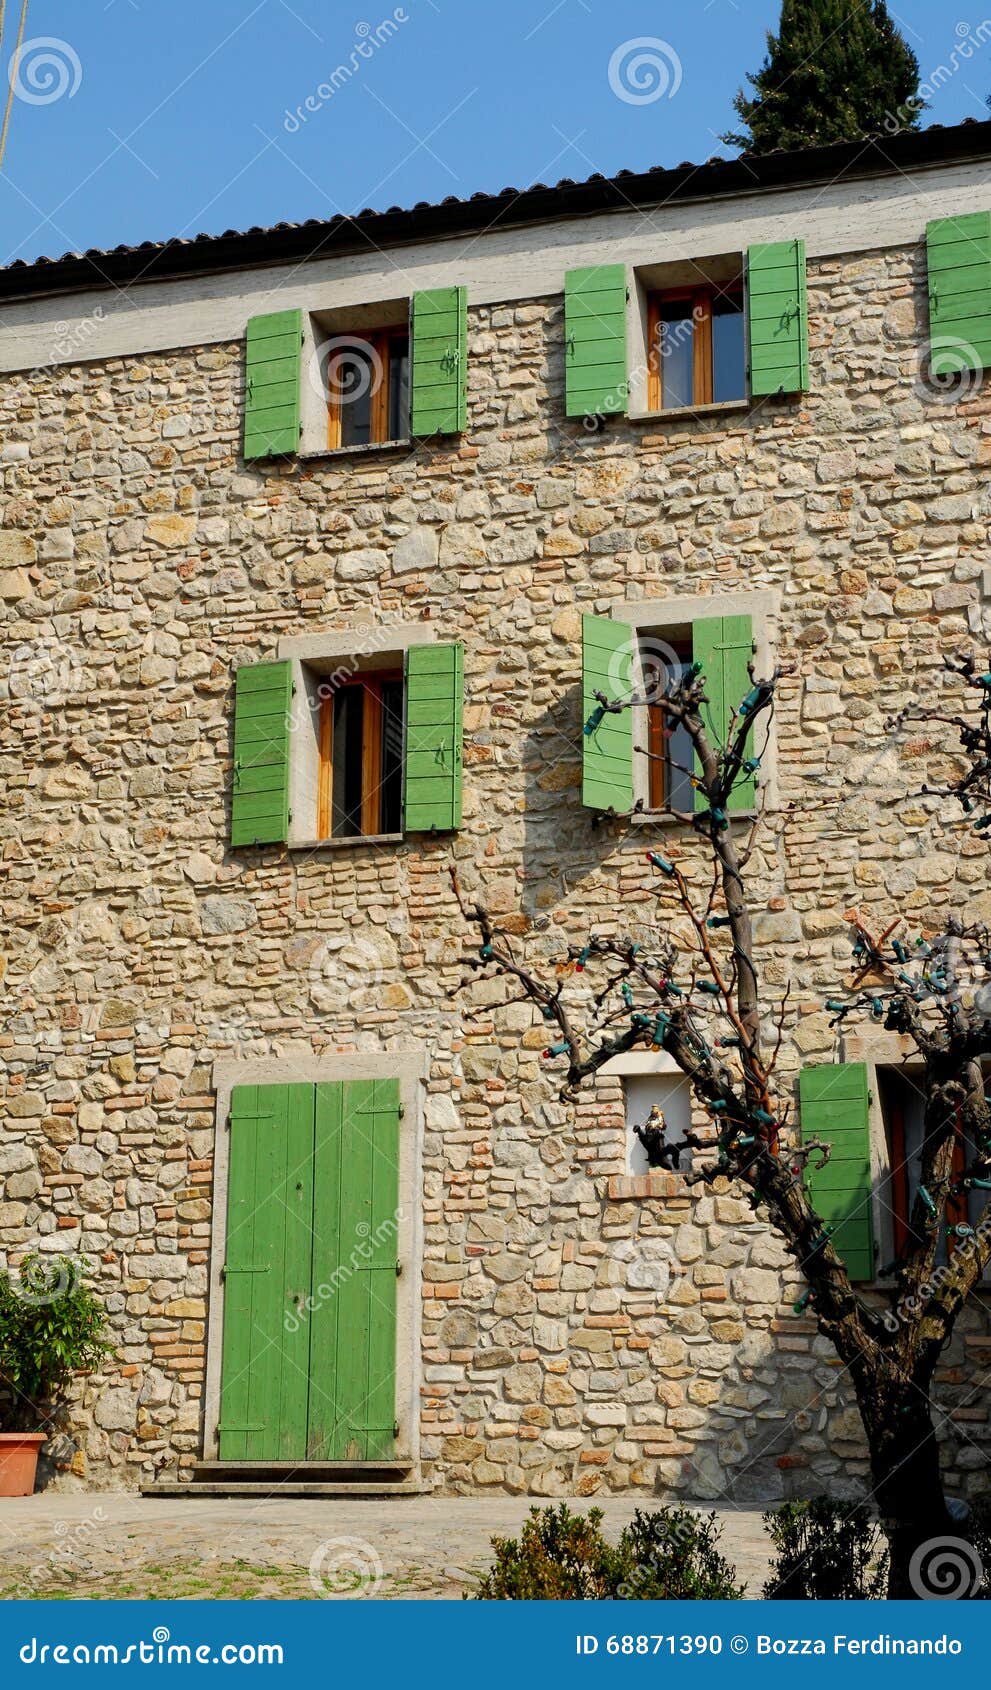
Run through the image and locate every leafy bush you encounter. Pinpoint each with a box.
[762,1498,888,1600]
[472,1503,743,1600]
[0,1254,113,1433]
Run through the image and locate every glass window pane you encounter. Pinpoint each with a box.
[332,686,364,837]
[334,343,373,447]
[711,294,746,403]
[666,656,696,812]
[658,301,694,409]
[379,679,405,834]
[389,339,410,441]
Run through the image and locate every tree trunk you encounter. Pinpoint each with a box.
[858,1379,956,1598]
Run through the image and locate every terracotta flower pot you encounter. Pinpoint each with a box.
[0,1433,45,1497]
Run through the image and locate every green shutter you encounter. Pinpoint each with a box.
[799,1063,875,1284]
[565,264,628,418]
[403,642,463,832]
[582,614,633,813]
[243,309,303,460]
[307,1078,400,1460]
[747,240,808,395]
[218,1084,315,1460]
[926,212,991,375]
[231,660,292,847]
[410,287,467,436]
[692,615,756,813]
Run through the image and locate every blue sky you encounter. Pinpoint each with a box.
[0,0,987,267]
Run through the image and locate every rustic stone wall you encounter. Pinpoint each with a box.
[2,236,991,1500]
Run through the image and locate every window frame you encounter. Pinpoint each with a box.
[325,327,410,451]
[641,275,746,416]
[608,590,779,823]
[316,668,404,842]
[644,634,694,814]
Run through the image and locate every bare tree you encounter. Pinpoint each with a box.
[452,647,991,1600]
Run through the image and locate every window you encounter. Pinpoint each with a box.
[326,330,410,450]
[625,1071,693,1175]
[647,285,746,412]
[317,672,405,840]
[879,1067,991,1265]
[643,636,696,814]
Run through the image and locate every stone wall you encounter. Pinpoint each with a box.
[2,236,991,1500]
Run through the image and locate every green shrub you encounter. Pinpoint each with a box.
[762,1498,888,1600]
[472,1503,742,1600]
[0,1254,113,1433]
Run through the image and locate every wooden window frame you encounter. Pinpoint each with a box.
[326,329,408,451]
[645,636,693,812]
[317,669,403,841]
[647,284,742,413]
[887,1083,969,1260]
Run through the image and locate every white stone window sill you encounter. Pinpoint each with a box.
[629,808,757,827]
[627,399,751,424]
[298,439,413,465]
[289,833,404,851]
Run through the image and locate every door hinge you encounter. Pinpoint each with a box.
[396,1259,403,1277]
[393,1420,400,1439]
[398,1104,405,1120]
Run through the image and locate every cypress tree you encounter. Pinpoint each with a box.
[723,0,922,153]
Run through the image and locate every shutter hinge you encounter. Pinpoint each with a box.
[396,1259,403,1277]
[393,1420,400,1439]
[398,1104,405,1120]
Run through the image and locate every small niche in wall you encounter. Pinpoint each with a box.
[625,1070,693,1175]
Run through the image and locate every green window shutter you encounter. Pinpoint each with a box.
[926,212,991,375]
[565,264,628,418]
[231,660,292,847]
[218,1084,315,1460]
[747,240,809,396]
[243,309,303,461]
[799,1062,875,1284]
[403,642,464,832]
[582,614,633,813]
[308,1078,400,1461]
[692,615,756,813]
[410,287,467,437]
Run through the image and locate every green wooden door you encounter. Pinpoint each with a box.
[307,1079,400,1460]
[218,1084,315,1460]
[217,1079,400,1461]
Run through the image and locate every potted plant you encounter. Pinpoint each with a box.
[0,1253,112,1496]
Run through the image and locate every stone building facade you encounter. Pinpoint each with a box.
[2,125,991,1500]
